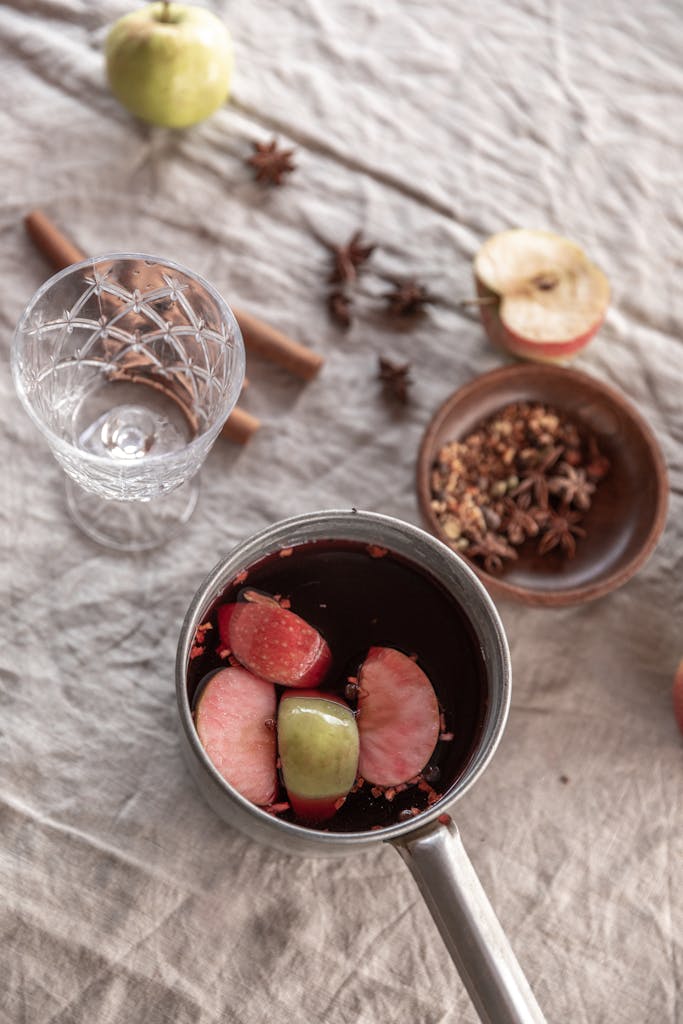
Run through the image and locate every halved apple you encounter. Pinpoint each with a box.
[474,229,610,363]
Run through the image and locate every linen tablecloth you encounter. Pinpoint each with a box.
[1,2,681,1021]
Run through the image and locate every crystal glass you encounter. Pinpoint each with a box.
[12,254,245,551]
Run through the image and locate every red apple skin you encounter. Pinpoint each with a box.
[673,659,683,736]
[216,601,332,688]
[475,277,605,364]
[501,317,606,363]
[287,793,343,823]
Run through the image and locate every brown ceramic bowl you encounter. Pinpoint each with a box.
[417,364,668,606]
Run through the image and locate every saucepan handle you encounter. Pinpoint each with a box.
[392,818,547,1024]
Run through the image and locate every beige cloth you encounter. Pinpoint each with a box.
[1,1,681,1022]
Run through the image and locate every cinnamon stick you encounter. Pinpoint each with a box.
[234,307,322,381]
[221,406,261,445]
[25,209,84,269]
[23,209,323,380]
[24,209,261,445]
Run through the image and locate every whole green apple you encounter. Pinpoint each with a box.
[106,2,233,128]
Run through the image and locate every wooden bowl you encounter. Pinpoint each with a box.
[417,364,668,606]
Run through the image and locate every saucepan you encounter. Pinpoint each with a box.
[175,509,547,1024]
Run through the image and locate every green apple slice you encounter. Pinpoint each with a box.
[278,690,359,823]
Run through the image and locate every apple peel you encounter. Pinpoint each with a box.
[217,600,332,688]
[357,646,440,787]
[673,659,683,736]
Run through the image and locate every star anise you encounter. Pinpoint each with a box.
[510,445,564,508]
[548,462,595,510]
[329,230,376,284]
[513,490,549,526]
[385,279,431,317]
[248,139,296,185]
[467,531,518,574]
[585,436,611,482]
[501,498,541,545]
[378,356,412,403]
[328,289,352,328]
[537,508,586,558]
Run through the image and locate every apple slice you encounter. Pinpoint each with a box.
[195,667,277,806]
[357,647,440,787]
[474,229,610,363]
[674,658,683,737]
[217,599,331,688]
[278,690,359,822]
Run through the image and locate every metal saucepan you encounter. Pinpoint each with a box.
[175,510,547,1024]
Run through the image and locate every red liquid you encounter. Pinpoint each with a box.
[187,539,488,832]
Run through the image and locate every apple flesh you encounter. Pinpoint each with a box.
[357,646,440,787]
[474,229,610,363]
[194,667,278,806]
[106,2,233,128]
[278,690,359,822]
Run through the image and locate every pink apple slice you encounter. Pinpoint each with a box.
[357,646,440,787]
[674,658,683,737]
[278,689,359,823]
[195,667,277,806]
[217,600,332,688]
[474,229,610,363]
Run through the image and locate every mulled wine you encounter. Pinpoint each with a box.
[188,538,488,832]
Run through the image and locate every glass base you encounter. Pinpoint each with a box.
[65,476,199,552]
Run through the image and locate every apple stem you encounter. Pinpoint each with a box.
[160,0,172,21]
[459,296,498,308]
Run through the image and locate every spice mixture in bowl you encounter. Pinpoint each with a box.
[417,364,668,606]
[429,400,610,574]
